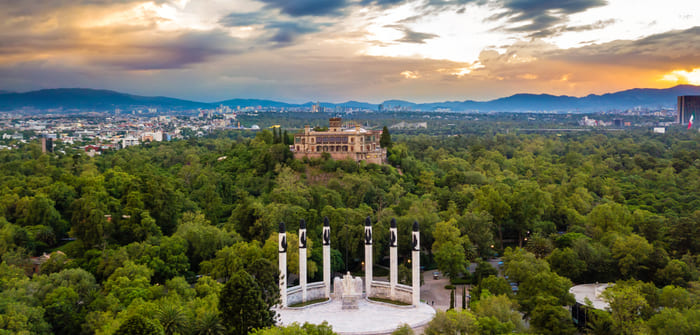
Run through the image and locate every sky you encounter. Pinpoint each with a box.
[0,0,699,103]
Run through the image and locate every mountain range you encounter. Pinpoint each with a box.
[1,85,699,113]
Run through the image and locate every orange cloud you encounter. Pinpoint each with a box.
[660,68,700,85]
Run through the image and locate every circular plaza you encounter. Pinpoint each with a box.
[276,298,435,334]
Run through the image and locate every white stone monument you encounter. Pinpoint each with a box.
[278,222,287,307]
[322,217,331,298]
[334,272,364,309]
[364,216,373,296]
[411,221,420,306]
[389,218,398,300]
[299,219,307,302]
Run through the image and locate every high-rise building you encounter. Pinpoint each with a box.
[677,96,700,125]
[40,136,53,153]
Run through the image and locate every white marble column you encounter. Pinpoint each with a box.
[299,219,307,302]
[412,221,420,306]
[390,218,397,300]
[323,217,331,298]
[364,216,373,297]
[278,222,287,308]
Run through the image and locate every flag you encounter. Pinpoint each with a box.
[689,114,694,129]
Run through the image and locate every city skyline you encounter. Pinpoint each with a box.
[1,0,699,103]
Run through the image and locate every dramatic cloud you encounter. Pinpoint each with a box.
[219,11,327,46]
[492,0,608,36]
[564,19,616,32]
[267,21,325,44]
[90,30,238,70]
[0,1,242,70]
[528,19,616,38]
[258,0,348,17]
[0,0,699,102]
[547,26,700,69]
[361,0,406,7]
[218,11,265,27]
[0,0,167,16]
[385,25,439,44]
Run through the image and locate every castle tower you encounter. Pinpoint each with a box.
[329,117,342,132]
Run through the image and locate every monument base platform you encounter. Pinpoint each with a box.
[275,298,435,334]
[342,295,361,309]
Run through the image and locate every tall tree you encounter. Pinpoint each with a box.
[191,310,226,335]
[380,126,392,148]
[219,270,275,335]
[602,283,651,335]
[530,303,576,335]
[432,220,469,280]
[156,303,188,335]
[115,315,164,335]
[424,310,477,335]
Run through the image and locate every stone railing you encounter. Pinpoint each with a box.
[286,282,327,306]
[368,281,413,305]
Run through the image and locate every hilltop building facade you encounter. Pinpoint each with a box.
[677,96,700,125]
[292,118,386,164]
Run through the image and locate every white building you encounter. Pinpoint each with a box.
[122,136,140,148]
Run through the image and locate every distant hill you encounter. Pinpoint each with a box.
[383,85,700,112]
[0,88,209,111]
[1,85,698,113]
[214,98,296,108]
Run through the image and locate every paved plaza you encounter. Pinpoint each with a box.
[275,298,435,334]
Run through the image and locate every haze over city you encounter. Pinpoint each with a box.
[1,0,699,103]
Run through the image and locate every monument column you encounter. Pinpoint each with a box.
[390,218,398,300]
[299,219,308,302]
[364,216,373,296]
[322,217,331,298]
[278,222,287,307]
[412,221,420,306]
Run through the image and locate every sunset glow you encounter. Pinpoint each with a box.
[0,0,698,102]
[661,68,700,85]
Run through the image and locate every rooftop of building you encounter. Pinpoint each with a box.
[297,118,380,135]
[569,283,612,310]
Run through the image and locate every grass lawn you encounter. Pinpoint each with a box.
[288,298,330,307]
[368,297,411,306]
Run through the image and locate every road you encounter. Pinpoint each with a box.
[420,271,470,312]
[420,258,503,312]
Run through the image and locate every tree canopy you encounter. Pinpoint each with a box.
[0,119,698,334]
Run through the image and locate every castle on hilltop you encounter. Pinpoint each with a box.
[291,118,386,164]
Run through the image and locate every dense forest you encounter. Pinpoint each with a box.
[0,121,699,334]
